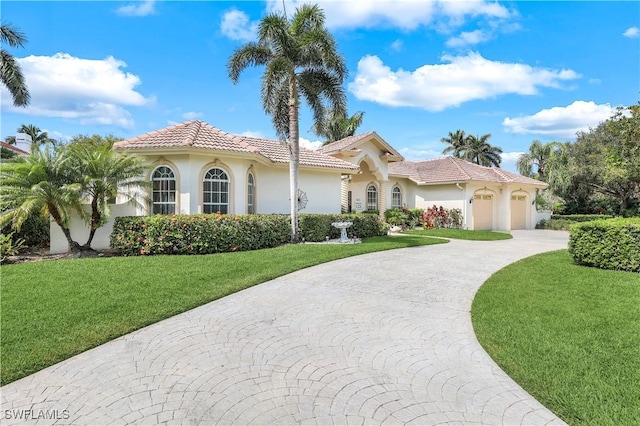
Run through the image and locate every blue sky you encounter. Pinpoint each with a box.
[1,0,638,171]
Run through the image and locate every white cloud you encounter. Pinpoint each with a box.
[221,9,258,41]
[116,0,156,17]
[500,151,525,169]
[502,101,615,139]
[182,111,203,120]
[445,29,491,47]
[398,147,442,161]
[0,53,152,128]
[390,39,404,52]
[299,136,323,150]
[266,0,511,31]
[240,130,265,138]
[623,26,639,38]
[349,53,581,111]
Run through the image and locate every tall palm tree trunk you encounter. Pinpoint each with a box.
[288,73,300,243]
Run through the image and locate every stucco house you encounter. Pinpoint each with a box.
[50,120,548,253]
[318,132,548,230]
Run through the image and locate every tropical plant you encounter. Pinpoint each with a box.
[516,140,564,181]
[0,232,24,263]
[16,124,57,149]
[317,110,364,144]
[440,130,467,156]
[0,22,30,107]
[227,4,347,242]
[463,134,502,167]
[0,145,83,251]
[68,141,148,248]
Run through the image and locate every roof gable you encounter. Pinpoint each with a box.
[318,131,404,161]
[114,120,359,171]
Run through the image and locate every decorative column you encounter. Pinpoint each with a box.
[379,180,387,220]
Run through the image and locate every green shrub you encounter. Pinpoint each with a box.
[384,208,409,227]
[298,213,385,242]
[568,218,640,272]
[551,214,614,222]
[536,218,574,231]
[0,232,25,263]
[111,214,291,256]
[1,212,50,247]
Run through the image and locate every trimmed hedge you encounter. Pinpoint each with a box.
[111,214,291,256]
[568,218,640,272]
[298,213,385,242]
[536,218,574,231]
[551,214,614,222]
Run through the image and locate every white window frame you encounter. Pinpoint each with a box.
[151,166,176,215]
[203,168,230,214]
[367,184,378,211]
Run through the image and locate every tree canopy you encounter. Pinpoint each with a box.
[441,130,502,167]
[1,23,30,107]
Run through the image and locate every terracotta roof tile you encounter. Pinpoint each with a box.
[318,132,376,154]
[114,120,358,171]
[0,141,29,155]
[389,157,546,186]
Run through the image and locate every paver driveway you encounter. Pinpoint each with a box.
[1,230,569,425]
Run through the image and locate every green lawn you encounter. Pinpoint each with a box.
[403,228,512,240]
[472,250,640,425]
[0,235,445,385]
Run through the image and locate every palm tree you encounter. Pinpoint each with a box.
[0,145,83,251]
[463,134,503,167]
[1,23,30,107]
[440,130,467,156]
[317,110,365,144]
[228,4,347,242]
[516,140,564,181]
[69,142,148,248]
[17,124,57,149]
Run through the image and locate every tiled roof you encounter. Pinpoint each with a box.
[318,131,404,161]
[114,120,359,171]
[389,157,547,186]
[0,141,29,155]
[318,132,377,154]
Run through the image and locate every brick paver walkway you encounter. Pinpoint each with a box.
[1,230,569,425]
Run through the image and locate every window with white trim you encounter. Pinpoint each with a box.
[392,186,402,208]
[247,172,255,214]
[203,168,230,214]
[367,184,378,210]
[151,166,176,214]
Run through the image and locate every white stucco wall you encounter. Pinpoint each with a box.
[143,153,344,215]
[50,203,138,254]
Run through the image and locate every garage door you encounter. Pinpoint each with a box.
[473,194,493,230]
[511,195,527,229]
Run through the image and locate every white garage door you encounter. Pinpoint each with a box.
[511,195,527,230]
[473,194,493,230]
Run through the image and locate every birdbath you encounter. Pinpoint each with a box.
[331,221,353,243]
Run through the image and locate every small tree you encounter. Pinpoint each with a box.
[68,141,149,249]
[0,145,83,251]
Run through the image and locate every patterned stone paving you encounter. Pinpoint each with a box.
[1,230,569,425]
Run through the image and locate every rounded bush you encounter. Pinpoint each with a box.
[568,218,640,272]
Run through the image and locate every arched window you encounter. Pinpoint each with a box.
[151,166,176,214]
[392,186,402,208]
[203,168,230,214]
[367,184,378,211]
[247,172,255,214]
